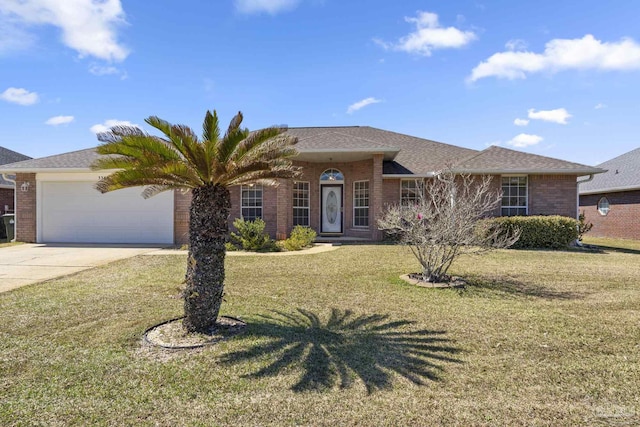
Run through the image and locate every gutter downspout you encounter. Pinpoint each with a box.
[1,173,16,242]
[575,174,594,246]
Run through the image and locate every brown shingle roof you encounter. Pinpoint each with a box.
[0,148,99,171]
[287,126,477,174]
[0,127,603,177]
[453,146,604,175]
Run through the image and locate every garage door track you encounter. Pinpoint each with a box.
[0,244,163,293]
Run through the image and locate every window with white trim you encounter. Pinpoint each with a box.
[353,180,369,227]
[597,197,610,216]
[293,181,310,226]
[401,179,423,205]
[501,176,527,216]
[241,184,263,221]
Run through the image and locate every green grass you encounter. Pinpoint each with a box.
[1,242,639,426]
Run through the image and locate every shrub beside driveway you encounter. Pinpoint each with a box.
[0,243,638,425]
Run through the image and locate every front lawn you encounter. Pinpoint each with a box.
[1,243,638,425]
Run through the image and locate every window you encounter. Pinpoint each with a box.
[598,197,610,216]
[241,184,262,221]
[293,181,310,226]
[320,169,344,182]
[401,179,423,205]
[353,181,369,227]
[501,176,527,216]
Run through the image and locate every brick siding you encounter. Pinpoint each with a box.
[0,188,14,215]
[15,173,36,242]
[579,190,640,240]
[528,174,577,218]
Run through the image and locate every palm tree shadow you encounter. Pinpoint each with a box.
[219,308,462,394]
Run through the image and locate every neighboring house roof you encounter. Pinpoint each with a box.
[0,146,31,187]
[579,147,640,195]
[0,126,603,177]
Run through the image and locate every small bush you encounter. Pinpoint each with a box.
[224,242,238,252]
[577,211,593,241]
[483,215,578,249]
[282,226,317,251]
[230,218,275,251]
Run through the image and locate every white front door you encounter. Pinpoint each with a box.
[321,185,342,233]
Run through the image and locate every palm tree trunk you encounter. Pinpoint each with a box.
[183,184,231,333]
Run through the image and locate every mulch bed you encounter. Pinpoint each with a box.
[144,316,247,349]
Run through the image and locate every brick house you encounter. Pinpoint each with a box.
[579,147,640,239]
[0,126,603,245]
[0,146,31,216]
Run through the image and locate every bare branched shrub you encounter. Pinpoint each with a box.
[378,172,520,283]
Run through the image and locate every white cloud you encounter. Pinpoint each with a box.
[514,118,529,126]
[506,133,543,148]
[90,119,140,134]
[468,34,640,82]
[0,0,129,62]
[505,38,527,51]
[528,108,572,124]
[234,0,300,14]
[594,103,607,109]
[375,10,476,57]
[0,19,36,53]
[0,87,39,105]
[88,63,127,78]
[45,115,74,126]
[347,97,381,114]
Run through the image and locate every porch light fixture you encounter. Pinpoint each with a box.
[20,182,30,192]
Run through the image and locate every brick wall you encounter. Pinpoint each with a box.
[579,190,640,239]
[0,188,14,214]
[528,174,577,218]
[15,173,36,242]
[287,159,377,239]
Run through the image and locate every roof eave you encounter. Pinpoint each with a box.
[383,173,437,179]
[0,167,94,174]
[296,147,400,161]
[451,168,606,175]
[579,184,640,195]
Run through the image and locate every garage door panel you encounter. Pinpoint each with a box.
[41,181,174,244]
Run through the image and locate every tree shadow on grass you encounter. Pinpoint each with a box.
[218,308,462,394]
[461,276,587,300]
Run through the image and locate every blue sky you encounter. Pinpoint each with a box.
[1,0,640,166]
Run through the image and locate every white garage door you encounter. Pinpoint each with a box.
[40,181,174,244]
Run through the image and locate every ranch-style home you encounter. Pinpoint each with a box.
[579,147,640,240]
[0,126,604,245]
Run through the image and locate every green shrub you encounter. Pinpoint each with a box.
[224,242,238,252]
[230,218,275,251]
[282,226,317,251]
[577,211,593,241]
[483,215,578,249]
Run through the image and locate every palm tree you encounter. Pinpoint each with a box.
[92,110,300,333]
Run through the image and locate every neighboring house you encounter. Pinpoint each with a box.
[579,147,640,239]
[0,126,603,245]
[0,146,32,215]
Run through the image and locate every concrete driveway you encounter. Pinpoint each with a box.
[0,244,164,293]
